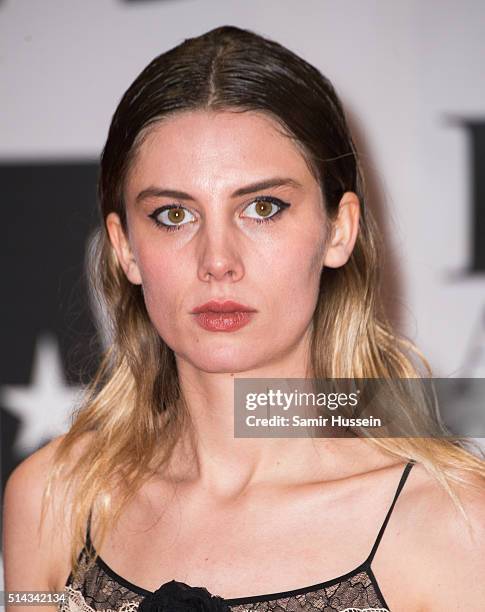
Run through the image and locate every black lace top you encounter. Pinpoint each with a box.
[59,461,415,612]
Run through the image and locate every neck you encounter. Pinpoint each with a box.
[162,344,352,499]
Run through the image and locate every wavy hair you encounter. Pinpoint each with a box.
[42,25,485,577]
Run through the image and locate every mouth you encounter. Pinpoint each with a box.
[190,300,257,332]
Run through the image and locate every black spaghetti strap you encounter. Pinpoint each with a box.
[365,460,416,565]
[85,507,93,551]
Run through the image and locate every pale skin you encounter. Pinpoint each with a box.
[3,110,485,611]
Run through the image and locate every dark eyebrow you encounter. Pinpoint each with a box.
[231,177,303,197]
[135,177,303,204]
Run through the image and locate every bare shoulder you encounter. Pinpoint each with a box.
[2,431,96,596]
[406,461,485,611]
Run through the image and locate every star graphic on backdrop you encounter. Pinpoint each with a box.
[1,334,84,455]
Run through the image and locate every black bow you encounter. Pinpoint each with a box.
[138,580,231,612]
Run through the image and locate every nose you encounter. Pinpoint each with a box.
[197,223,244,283]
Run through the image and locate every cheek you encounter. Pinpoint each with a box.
[267,233,324,320]
[134,247,188,336]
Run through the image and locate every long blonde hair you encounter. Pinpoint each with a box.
[42,24,485,578]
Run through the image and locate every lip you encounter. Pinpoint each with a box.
[192,310,255,332]
[190,299,257,314]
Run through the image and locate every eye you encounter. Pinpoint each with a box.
[148,205,196,232]
[241,196,291,224]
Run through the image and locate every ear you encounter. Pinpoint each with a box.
[323,192,360,269]
[105,212,142,285]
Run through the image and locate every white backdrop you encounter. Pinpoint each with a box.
[1,0,484,590]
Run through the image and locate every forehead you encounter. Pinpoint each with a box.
[125,110,317,199]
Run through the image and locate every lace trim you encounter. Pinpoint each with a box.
[64,545,391,611]
[58,586,140,612]
[58,586,390,612]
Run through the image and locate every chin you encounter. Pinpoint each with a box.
[179,345,264,374]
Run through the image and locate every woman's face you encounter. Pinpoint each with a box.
[108,109,358,374]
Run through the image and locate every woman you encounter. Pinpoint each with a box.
[3,25,485,612]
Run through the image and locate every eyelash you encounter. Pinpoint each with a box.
[147,196,291,233]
